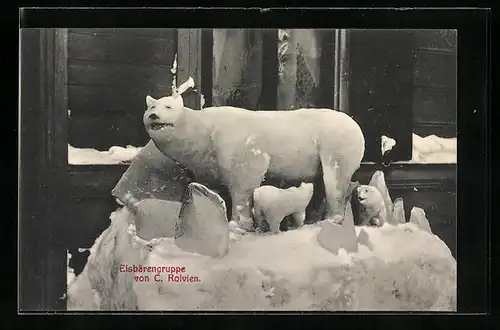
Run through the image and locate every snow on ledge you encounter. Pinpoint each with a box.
[68,76,198,165]
[68,144,142,165]
[377,133,456,165]
[404,133,456,164]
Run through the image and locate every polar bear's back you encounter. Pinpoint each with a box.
[200,106,352,130]
[197,106,365,181]
[200,106,363,154]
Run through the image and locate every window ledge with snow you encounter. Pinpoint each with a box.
[68,144,143,165]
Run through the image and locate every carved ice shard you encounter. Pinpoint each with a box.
[368,170,394,225]
[356,228,373,251]
[409,206,433,234]
[133,199,182,241]
[317,201,358,254]
[392,197,406,224]
[111,140,190,207]
[175,183,230,258]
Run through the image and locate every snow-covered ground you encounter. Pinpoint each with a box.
[67,207,456,311]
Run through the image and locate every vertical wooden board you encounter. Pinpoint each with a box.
[260,29,278,110]
[201,29,214,107]
[53,29,69,169]
[44,28,69,311]
[19,28,43,312]
[338,29,350,113]
[177,29,202,109]
[21,28,69,311]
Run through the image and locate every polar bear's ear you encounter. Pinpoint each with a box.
[146,95,156,107]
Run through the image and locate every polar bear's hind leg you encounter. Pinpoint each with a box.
[320,154,351,224]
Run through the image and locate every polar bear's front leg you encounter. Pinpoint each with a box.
[292,210,306,227]
[218,135,271,233]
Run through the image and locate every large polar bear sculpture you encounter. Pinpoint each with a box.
[143,95,365,232]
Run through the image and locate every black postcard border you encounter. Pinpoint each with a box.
[15,6,491,325]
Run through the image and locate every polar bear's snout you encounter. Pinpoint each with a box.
[143,109,175,131]
[144,113,173,131]
[143,95,184,132]
[356,186,368,202]
[148,113,160,121]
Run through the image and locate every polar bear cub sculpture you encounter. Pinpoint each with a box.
[253,182,314,234]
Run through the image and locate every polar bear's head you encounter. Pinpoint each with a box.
[143,95,185,136]
[298,182,314,199]
[356,185,384,207]
[354,185,386,226]
[294,182,314,207]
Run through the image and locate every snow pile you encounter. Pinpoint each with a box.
[67,207,456,311]
[68,144,142,165]
[381,135,397,155]
[411,133,456,164]
[382,133,456,164]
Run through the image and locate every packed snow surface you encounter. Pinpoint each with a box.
[67,207,456,311]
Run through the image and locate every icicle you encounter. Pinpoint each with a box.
[171,53,178,97]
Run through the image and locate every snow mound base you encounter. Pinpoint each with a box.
[67,207,456,311]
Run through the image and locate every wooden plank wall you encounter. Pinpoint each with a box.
[177,29,202,109]
[20,28,68,311]
[412,30,457,138]
[20,28,45,312]
[67,28,177,150]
